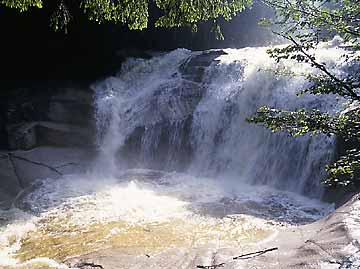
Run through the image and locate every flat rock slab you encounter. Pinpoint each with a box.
[0,146,95,209]
[66,195,360,269]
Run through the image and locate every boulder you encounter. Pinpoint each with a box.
[7,123,38,150]
[4,86,95,151]
[36,122,94,148]
[48,87,94,126]
[8,121,94,150]
[180,50,227,83]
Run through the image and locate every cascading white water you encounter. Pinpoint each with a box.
[0,40,351,268]
[94,43,343,198]
[94,49,195,172]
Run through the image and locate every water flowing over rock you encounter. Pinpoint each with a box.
[2,42,360,269]
[94,46,340,198]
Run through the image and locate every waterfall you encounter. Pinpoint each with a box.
[94,43,346,198]
[2,43,352,269]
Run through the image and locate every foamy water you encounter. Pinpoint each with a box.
[0,170,333,268]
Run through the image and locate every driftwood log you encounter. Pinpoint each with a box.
[197,247,278,269]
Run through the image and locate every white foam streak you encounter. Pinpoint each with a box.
[93,49,192,173]
[0,209,37,267]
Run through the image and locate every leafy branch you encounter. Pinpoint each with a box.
[249,0,360,187]
[0,0,253,35]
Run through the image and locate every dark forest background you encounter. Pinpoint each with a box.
[0,2,273,84]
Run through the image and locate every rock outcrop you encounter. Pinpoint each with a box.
[0,85,96,209]
[180,50,226,83]
[8,121,93,150]
[5,85,94,150]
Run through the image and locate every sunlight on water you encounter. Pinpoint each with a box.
[16,217,272,263]
[0,172,281,268]
[0,170,332,269]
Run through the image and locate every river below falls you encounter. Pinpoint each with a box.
[0,169,333,268]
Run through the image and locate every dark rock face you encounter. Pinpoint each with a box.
[180,50,227,83]
[0,156,22,209]
[36,122,93,148]
[120,117,194,171]
[7,121,93,150]
[47,87,94,126]
[7,123,37,150]
[4,85,95,151]
[0,84,96,209]
[0,100,9,149]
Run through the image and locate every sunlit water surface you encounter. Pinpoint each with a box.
[0,170,332,268]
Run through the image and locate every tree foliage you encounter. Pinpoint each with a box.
[0,0,252,36]
[0,0,42,11]
[249,0,360,188]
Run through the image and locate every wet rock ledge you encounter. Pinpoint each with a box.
[0,85,96,209]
